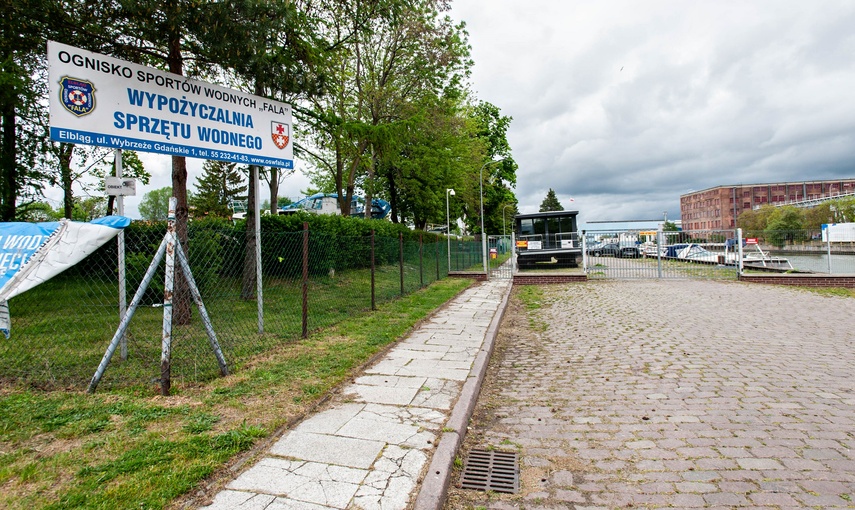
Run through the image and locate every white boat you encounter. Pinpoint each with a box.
[741,246,794,270]
[674,243,793,270]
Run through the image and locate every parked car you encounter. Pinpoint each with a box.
[588,242,640,258]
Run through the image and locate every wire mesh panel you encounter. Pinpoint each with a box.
[487,235,514,279]
[0,222,455,391]
[584,229,739,280]
[741,229,855,274]
[449,238,483,272]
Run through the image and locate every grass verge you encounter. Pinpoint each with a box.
[0,277,472,510]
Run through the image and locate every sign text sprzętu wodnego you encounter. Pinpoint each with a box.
[48,41,293,169]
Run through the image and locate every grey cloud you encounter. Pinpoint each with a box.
[456,0,855,221]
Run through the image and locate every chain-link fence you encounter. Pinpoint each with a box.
[448,236,484,272]
[582,228,855,279]
[0,222,470,391]
[741,228,855,274]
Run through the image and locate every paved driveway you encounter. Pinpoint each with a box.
[445,280,855,509]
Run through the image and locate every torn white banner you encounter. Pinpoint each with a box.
[0,216,131,338]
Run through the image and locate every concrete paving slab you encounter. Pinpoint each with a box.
[336,414,434,447]
[270,431,385,469]
[396,364,470,381]
[409,378,459,410]
[386,348,449,360]
[291,403,364,435]
[352,446,429,510]
[344,383,422,406]
[353,374,428,388]
[227,458,367,508]
[201,278,512,510]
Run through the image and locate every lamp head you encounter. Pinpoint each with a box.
[447,188,455,196]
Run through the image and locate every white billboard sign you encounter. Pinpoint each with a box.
[48,41,293,169]
[822,223,855,242]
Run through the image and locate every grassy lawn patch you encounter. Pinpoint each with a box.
[0,277,472,510]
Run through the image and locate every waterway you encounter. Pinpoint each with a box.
[785,253,855,274]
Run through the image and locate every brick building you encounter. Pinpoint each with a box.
[680,179,855,230]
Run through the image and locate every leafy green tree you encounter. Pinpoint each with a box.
[380,91,482,229]
[804,202,833,230]
[473,102,518,234]
[138,187,173,221]
[737,205,776,236]
[765,206,805,247]
[662,220,679,231]
[17,201,60,222]
[303,0,474,222]
[71,196,107,221]
[190,160,247,218]
[829,197,855,223]
[0,0,58,220]
[539,188,564,212]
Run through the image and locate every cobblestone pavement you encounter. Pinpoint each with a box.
[445,280,855,509]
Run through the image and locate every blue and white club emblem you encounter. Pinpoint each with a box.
[59,76,96,117]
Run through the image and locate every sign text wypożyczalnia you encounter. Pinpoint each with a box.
[48,41,293,169]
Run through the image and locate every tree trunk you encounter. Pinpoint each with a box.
[388,172,399,223]
[241,164,258,300]
[241,81,264,301]
[0,100,17,221]
[268,167,279,214]
[107,156,119,216]
[167,28,191,325]
[59,143,74,218]
[364,144,375,220]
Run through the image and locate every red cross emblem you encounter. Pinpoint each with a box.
[271,122,290,150]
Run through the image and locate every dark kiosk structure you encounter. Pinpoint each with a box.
[514,210,582,269]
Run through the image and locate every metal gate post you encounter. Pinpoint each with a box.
[302,222,308,338]
[581,231,587,272]
[826,230,832,273]
[737,228,744,275]
[657,229,663,279]
[511,233,516,276]
[370,230,376,311]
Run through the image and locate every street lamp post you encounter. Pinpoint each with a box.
[480,158,510,275]
[446,188,455,271]
[502,204,513,238]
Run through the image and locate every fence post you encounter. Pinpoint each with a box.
[826,230,832,274]
[737,228,744,275]
[399,233,404,296]
[160,197,177,396]
[657,229,663,279]
[115,149,128,361]
[419,234,424,288]
[511,232,516,276]
[581,231,587,272]
[302,222,308,339]
[371,230,376,311]
[435,240,440,281]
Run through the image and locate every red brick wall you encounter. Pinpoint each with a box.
[512,274,588,285]
[448,272,487,282]
[739,274,855,288]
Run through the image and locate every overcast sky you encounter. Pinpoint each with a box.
[56,0,855,228]
[450,0,855,226]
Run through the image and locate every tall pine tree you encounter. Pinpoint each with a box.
[539,188,564,212]
[190,160,247,218]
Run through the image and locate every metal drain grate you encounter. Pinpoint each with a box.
[459,449,519,493]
